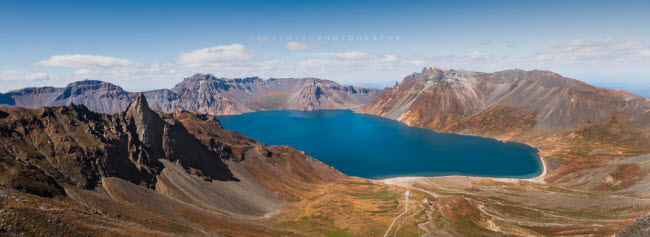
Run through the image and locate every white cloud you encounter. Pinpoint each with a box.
[294,51,430,87]
[15,38,649,93]
[251,59,284,71]
[411,60,426,66]
[415,39,650,73]
[0,70,51,81]
[297,51,425,75]
[285,41,327,51]
[297,58,335,68]
[255,36,270,42]
[0,70,55,92]
[630,48,650,59]
[55,58,288,91]
[469,51,489,59]
[532,39,649,65]
[73,69,97,76]
[336,50,371,60]
[373,51,505,75]
[34,54,138,68]
[183,59,285,73]
[176,44,253,65]
[380,54,399,63]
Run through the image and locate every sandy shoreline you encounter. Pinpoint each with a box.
[378,155,547,186]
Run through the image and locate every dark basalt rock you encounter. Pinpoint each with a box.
[10,166,65,198]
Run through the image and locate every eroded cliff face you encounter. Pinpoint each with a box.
[359,66,650,134]
[153,74,382,115]
[2,80,133,114]
[0,93,345,217]
[0,74,382,115]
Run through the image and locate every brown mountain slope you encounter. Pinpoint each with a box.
[0,93,346,213]
[0,74,382,115]
[359,66,650,134]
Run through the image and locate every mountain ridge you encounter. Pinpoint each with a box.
[359,66,650,134]
[1,74,383,115]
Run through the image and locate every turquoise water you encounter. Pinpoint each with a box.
[218,110,543,179]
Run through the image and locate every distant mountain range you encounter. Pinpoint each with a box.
[0,74,382,115]
[2,68,647,136]
[359,66,650,135]
[3,68,648,136]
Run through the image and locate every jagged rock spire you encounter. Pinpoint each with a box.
[126,93,151,114]
[125,93,164,150]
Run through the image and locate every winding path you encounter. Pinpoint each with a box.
[384,191,410,237]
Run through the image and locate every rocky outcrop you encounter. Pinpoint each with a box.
[359,66,650,134]
[618,213,650,237]
[0,93,345,216]
[0,75,383,115]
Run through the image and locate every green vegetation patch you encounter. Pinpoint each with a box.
[349,189,401,201]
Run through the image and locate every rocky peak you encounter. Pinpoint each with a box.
[125,93,154,117]
[412,66,448,82]
[64,80,125,91]
[66,79,105,87]
[185,73,218,81]
[55,80,127,101]
[124,93,164,150]
[228,77,262,84]
[405,66,478,84]
[422,66,447,74]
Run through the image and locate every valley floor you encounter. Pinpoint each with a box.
[266,153,650,236]
[381,172,650,236]
[267,151,650,237]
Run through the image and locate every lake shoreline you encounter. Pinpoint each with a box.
[353,110,548,183]
[220,109,547,182]
[377,155,547,185]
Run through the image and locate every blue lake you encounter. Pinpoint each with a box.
[218,110,543,179]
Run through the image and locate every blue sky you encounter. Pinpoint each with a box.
[1,0,649,96]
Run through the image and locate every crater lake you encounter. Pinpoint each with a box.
[218,110,543,179]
